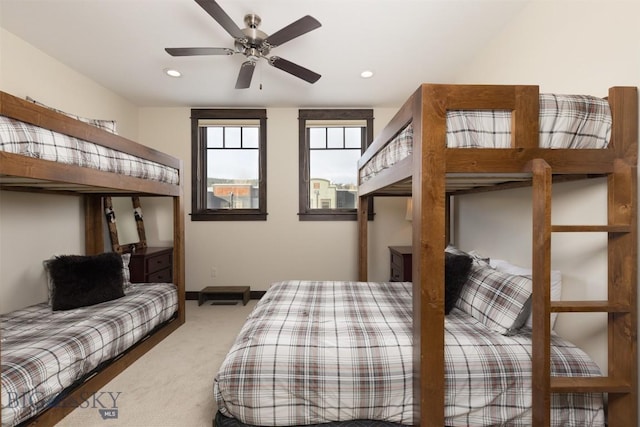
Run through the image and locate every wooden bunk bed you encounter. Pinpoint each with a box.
[0,90,185,426]
[356,84,638,427]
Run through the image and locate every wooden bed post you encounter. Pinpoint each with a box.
[173,188,186,324]
[84,195,105,255]
[606,86,638,427]
[358,195,369,281]
[412,84,448,426]
[607,160,638,427]
[529,159,553,427]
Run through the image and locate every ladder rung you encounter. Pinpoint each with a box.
[551,376,631,393]
[551,224,631,233]
[550,300,630,313]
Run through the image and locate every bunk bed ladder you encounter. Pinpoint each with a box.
[530,158,638,427]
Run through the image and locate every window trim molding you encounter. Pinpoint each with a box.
[298,109,374,221]
[190,108,267,221]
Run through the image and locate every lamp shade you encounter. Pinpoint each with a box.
[405,198,413,221]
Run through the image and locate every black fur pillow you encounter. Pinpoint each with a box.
[49,252,125,311]
[445,252,473,314]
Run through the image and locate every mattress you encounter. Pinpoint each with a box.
[0,116,180,185]
[360,94,612,183]
[1,282,178,427]
[213,280,604,427]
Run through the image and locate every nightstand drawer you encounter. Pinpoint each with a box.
[390,267,403,282]
[145,252,172,274]
[391,251,404,267]
[148,268,172,283]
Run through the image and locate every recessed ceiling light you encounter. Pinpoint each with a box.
[164,68,182,78]
[360,70,374,79]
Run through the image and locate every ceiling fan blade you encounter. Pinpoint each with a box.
[235,61,256,89]
[165,47,234,56]
[269,57,321,84]
[264,15,321,47]
[194,0,246,41]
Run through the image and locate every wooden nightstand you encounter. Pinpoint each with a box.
[389,246,412,282]
[129,247,173,283]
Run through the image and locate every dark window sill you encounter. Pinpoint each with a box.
[190,210,267,221]
[297,211,374,221]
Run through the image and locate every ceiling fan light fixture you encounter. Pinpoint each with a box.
[360,70,374,79]
[164,68,182,78]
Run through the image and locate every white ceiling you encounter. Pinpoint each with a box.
[0,0,530,108]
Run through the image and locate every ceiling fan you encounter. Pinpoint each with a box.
[166,0,322,89]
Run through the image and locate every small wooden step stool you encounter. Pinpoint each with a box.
[198,286,250,306]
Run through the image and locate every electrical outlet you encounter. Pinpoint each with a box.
[211,267,217,278]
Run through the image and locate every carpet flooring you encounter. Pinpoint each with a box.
[57,299,257,427]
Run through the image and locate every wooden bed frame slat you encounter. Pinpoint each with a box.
[0,146,181,196]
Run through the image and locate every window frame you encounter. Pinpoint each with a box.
[190,109,267,221]
[298,109,374,221]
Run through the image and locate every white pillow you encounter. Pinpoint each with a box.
[26,96,118,134]
[489,259,562,330]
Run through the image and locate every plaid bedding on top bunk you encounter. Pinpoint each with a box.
[214,280,604,427]
[360,93,612,184]
[0,116,180,185]
[1,282,178,427]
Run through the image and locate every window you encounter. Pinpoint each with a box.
[298,109,373,220]
[191,109,267,221]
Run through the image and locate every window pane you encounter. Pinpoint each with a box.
[225,127,241,148]
[309,128,326,149]
[242,127,259,148]
[344,127,362,149]
[327,128,344,148]
[309,149,360,209]
[206,127,223,148]
[207,150,259,209]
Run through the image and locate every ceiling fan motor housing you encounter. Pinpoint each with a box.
[235,16,270,60]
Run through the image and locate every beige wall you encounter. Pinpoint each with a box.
[0,29,140,140]
[450,1,640,373]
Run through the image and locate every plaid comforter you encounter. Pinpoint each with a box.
[0,116,180,185]
[1,282,178,427]
[214,280,604,427]
[360,93,612,183]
